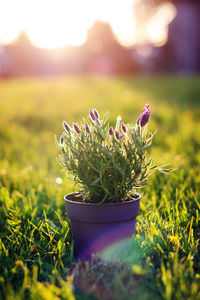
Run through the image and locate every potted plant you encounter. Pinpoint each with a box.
[55,105,171,259]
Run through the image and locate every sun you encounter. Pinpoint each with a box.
[25,0,92,48]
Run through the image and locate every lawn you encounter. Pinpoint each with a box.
[0,75,200,300]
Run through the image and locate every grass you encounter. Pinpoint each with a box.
[0,75,200,300]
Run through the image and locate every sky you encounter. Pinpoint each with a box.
[0,0,176,49]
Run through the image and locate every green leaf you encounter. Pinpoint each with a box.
[91,177,100,186]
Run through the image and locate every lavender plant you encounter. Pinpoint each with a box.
[55,105,171,203]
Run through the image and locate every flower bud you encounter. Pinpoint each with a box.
[62,121,70,132]
[114,130,120,140]
[121,122,127,133]
[60,135,64,144]
[85,123,90,133]
[137,104,151,127]
[89,109,96,121]
[73,122,81,134]
[109,126,114,135]
[93,109,99,120]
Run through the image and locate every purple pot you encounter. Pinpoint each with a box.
[64,193,140,259]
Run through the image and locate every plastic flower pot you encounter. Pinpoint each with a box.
[64,192,140,259]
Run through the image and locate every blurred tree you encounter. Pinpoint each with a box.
[6,31,40,76]
[82,21,139,74]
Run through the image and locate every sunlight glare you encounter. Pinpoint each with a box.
[0,0,24,43]
[0,0,176,48]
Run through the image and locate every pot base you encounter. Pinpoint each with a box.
[71,218,137,259]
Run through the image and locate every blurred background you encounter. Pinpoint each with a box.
[0,0,200,77]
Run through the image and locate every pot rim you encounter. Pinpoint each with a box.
[64,192,141,206]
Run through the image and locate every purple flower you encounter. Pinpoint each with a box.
[89,109,96,121]
[60,135,64,144]
[62,121,70,132]
[121,122,127,133]
[114,130,120,140]
[73,122,81,134]
[144,104,150,111]
[85,123,90,133]
[137,104,151,127]
[93,109,99,120]
[109,126,114,135]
